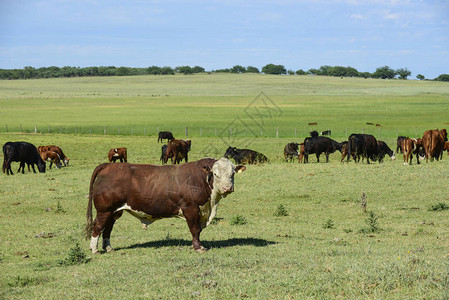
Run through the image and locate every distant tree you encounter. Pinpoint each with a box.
[318,65,331,76]
[246,66,259,73]
[262,64,287,75]
[176,66,193,75]
[435,74,449,81]
[307,68,320,75]
[396,67,411,80]
[231,65,246,73]
[287,70,295,75]
[372,66,396,79]
[116,67,130,76]
[192,66,205,73]
[147,65,161,75]
[295,69,307,75]
[160,66,174,75]
[416,74,425,80]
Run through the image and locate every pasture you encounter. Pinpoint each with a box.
[1,74,449,299]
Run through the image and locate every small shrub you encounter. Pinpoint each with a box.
[55,201,66,214]
[428,202,449,211]
[323,218,335,229]
[58,242,90,266]
[359,211,381,234]
[275,204,289,217]
[230,215,247,225]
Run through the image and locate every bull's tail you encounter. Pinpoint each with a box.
[347,136,351,162]
[85,163,108,240]
[2,144,7,174]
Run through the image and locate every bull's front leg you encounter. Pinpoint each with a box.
[184,207,205,253]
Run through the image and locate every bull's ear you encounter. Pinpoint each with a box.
[235,165,246,173]
[202,166,213,183]
[202,166,212,174]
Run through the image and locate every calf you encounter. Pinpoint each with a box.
[38,145,70,166]
[3,141,46,175]
[108,148,128,163]
[401,138,424,165]
[160,145,168,164]
[396,136,407,154]
[224,147,268,164]
[158,131,174,143]
[284,142,299,162]
[164,139,191,164]
[40,151,63,169]
[376,141,395,163]
[85,158,246,253]
[303,136,342,163]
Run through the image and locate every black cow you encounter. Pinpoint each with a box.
[303,136,342,163]
[347,134,378,164]
[160,145,168,164]
[157,131,174,143]
[224,147,268,164]
[375,141,396,163]
[2,141,46,175]
[284,143,299,162]
[321,130,331,136]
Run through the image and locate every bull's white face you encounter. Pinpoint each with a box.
[211,158,245,196]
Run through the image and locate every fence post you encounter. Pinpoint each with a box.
[276,127,279,138]
[104,126,106,135]
[260,127,263,136]
[185,127,188,137]
[35,125,37,133]
[200,128,202,136]
[131,128,133,136]
[379,127,381,139]
[362,128,364,134]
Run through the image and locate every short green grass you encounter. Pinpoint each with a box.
[1,74,449,299]
[1,133,449,299]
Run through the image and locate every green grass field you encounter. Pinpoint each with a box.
[1,74,449,299]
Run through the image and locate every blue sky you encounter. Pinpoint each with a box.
[1,0,448,79]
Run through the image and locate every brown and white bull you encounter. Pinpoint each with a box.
[85,158,245,253]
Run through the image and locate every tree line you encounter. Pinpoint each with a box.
[0,64,447,81]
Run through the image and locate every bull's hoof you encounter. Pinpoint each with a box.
[194,246,207,253]
[403,162,409,166]
[105,246,114,253]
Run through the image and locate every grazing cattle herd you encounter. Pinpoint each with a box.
[2,128,449,252]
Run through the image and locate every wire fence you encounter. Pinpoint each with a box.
[1,123,429,141]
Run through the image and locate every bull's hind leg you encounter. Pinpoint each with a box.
[90,211,114,254]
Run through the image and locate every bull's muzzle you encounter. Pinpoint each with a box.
[222,186,234,194]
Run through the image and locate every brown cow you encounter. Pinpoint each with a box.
[298,143,305,163]
[108,148,127,163]
[401,138,424,165]
[422,129,447,162]
[164,139,191,164]
[38,145,70,166]
[40,151,63,169]
[85,158,246,253]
